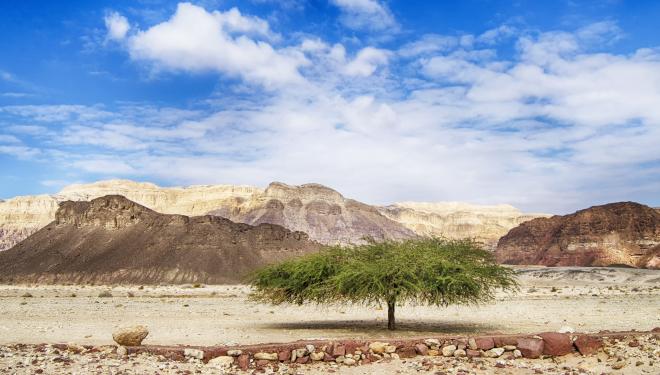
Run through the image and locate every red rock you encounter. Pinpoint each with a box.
[344,341,364,355]
[256,359,270,367]
[517,338,544,359]
[539,333,573,356]
[651,327,660,333]
[397,346,417,358]
[415,344,429,356]
[493,336,519,347]
[332,345,345,357]
[628,339,640,347]
[466,349,481,358]
[295,356,309,364]
[323,353,334,362]
[474,337,495,350]
[574,336,603,356]
[237,354,249,370]
[278,350,290,362]
[362,358,371,365]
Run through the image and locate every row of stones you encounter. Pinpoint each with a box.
[164,332,610,371]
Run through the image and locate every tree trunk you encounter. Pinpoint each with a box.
[387,300,396,330]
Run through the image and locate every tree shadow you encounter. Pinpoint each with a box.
[261,319,503,337]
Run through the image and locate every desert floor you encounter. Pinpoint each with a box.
[0,267,658,347]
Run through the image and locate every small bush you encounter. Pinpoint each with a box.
[192,283,203,288]
[21,292,33,298]
[127,292,135,297]
[98,291,113,298]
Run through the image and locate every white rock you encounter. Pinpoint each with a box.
[384,345,397,353]
[184,348,204,360]
[454,349,466,357]
[116,346,127,357]
[369,342,389,354]
[343,358,356,366]
[254,352,278,361]
[503,345,517,351]
[424,338,441,347]
[305,344,315,353]
[513,349,522,358]
[485,348,505,358]
[227,349,242,357]
[310,352,324,361]
[468,338,478,350]
[442,345,456,357]
[207,356,234,369]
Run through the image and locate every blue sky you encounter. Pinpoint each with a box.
[1,0,659,213]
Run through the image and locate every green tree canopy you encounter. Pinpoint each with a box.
[249,238,518,330]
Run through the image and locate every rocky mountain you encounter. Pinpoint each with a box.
[0,179,545,250]
[495,202,660,269]
[0,195,319,284]
[379,202,549,249]
[208,182,415,244]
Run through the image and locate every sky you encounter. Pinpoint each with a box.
[0,0,659,214]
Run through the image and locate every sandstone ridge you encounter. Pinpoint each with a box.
[495,202,660,269]
[0,195,319,284]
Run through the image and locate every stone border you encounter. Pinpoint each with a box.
[96,328,660,371]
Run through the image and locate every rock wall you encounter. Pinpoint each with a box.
[495,202,660,268]
[380,202,549,249]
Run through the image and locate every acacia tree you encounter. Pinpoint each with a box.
[249,238,518,330]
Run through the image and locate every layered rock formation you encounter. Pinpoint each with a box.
[0,195,319,284]
[0,195,60,251]
[209,182,416,245]
[0,179,545,249]
[380,202,549,249]
[496,202,660,268]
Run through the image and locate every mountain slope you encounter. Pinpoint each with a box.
[208,182,416,244]
[0,195,319,284]
[495,202,660,268]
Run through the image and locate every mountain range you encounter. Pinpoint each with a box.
[0,179,546,251]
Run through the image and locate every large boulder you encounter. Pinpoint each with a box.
[539,332,573,356]
[112,325,149,346]
[574,335,603,356]
[516,338,544,359]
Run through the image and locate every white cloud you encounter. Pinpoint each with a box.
[104,11,130,40]
[125,3,306,87]
[330,0,398,31]
[4,19,660,212]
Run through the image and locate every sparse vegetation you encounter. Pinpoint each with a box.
[250,238,518,330]
[98,291,113,298]
[21,292,33,298]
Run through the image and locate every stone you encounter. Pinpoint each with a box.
[184,349,204,360]
[343,358,356,366]
[441,345,456,357]
[397,346,417,358]
[116,346,127,357]
[539,332,573,356]
[256,359,271,367]
[254,352,278,361]
[112,325,149,346]
[517,338,544,359]
[332,345,346,357]
[454,349,466,357]
[323,353,334,362]
[468,338,478,350]
[574,336,603,356]
[474,337,495,350]
[384,345,397,354]
[335,355,345,364]
[485,348,505,358]
[466,349,481,358]
[295,356,309,364]
[227,349,242,357]
[424,338,441,348]
[207,356,234,370]
[428,349,439,356]
[369,342,389,354]
[278,350,290,362]
[237,354,249,370]
[414,344,429,356]
[513,350,522,358]
[503,345,517,351]
[306,344,315,353]
[310,352,324,361]
[294,348,307,358]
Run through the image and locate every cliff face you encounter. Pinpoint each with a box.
[0,195,319,284]
[209,182,416,245]
[0,195,59,251]
[495,202,660,268]
[379,202,549,249]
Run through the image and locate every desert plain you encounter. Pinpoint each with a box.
[0,266,659,374]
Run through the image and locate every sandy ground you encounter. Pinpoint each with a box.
[0,267,658,347]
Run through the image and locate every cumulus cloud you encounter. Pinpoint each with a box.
[124,3,306,87]
[330,0,398,31]
[104,11,130,40]
[3,12,660,212]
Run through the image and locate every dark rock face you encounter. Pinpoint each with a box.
[495,202,660,268]
[0,195,320,284]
